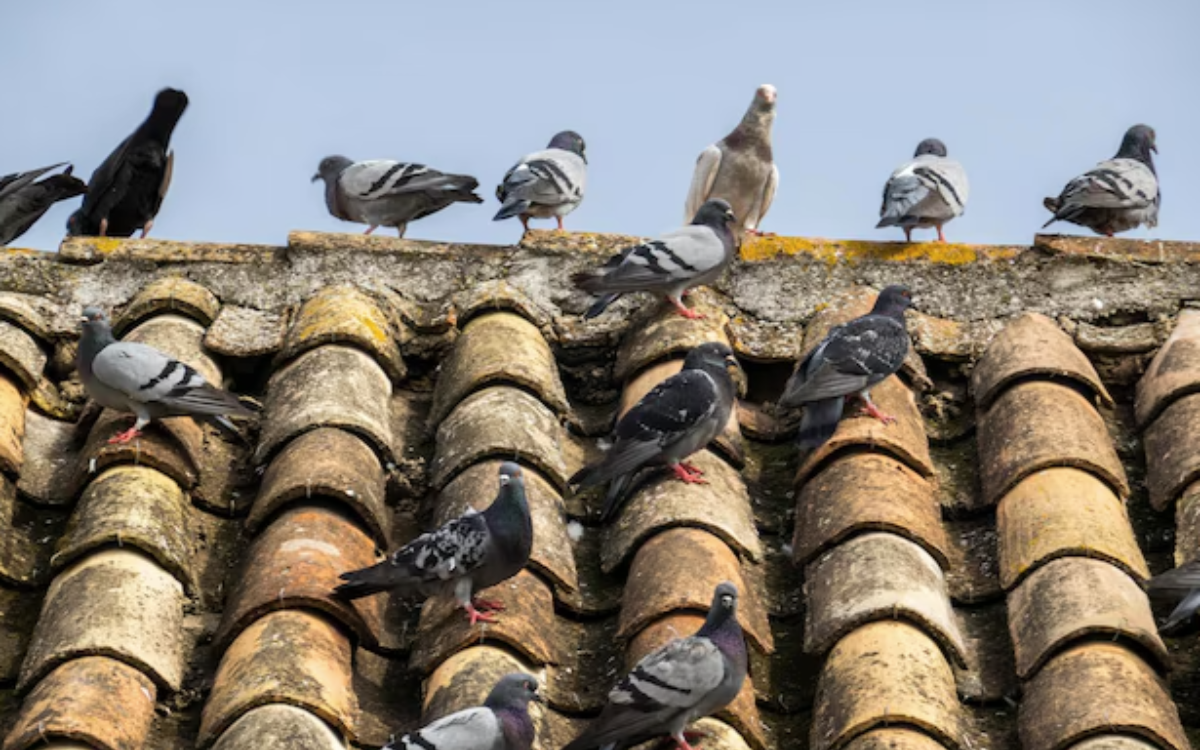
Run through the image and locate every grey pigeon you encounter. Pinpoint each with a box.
[0,163,87,246]
[779,286,913,449]
[77,307,252,444]
[67,88,188,238]
[684,84,778,244]
[572,199,737,320]
[570,342,740,521]
[876,138,969,243]
[563,582,746,750]
[494,131,586,231]
[336,461,533,626]
[312,156,483,237]
[385,673,542,750]
[1147,560,1200,633]
[1043,124,1159,237]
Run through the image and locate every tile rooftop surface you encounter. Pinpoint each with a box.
[0,229,1198,749]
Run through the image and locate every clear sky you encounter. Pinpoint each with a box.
[3,1,1197,251]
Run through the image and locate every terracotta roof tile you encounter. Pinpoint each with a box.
[249,427,389,545]
[452,279,554,331]
[1019,644,1189,750]
[1144,394,1200,511]
[0,321,46,393]
[50,466,196,593]
[2,657,156,750]
[0,293,53,344]
[111,277,219,336]
[1137,309,1200,427]
[428,311,569,425]
[804,532,967,669]
[0,374,26,478]
[276,285,405,382]
[1006,558,1167,679]
[997,468,1149,589]
[977,381,1128,507]
[812,621,963,750]
[971,312,1112,411]
[843,728,953,750]
[198,609,357,747]
[204,304,287,358]
[1174,482,1200,566]
[16,411,81,507]
[210,704,345,750]
[18,548,185,693]
[792,453,948,569]
[614,299,730,381]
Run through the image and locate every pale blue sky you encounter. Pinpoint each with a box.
[3,1,1197,250]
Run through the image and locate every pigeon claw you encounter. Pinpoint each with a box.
[667,297,705,319]
[745,228,776,238]
[860,400,898,425]
[936,225,946,243]
[671,462,707,484]
[471,596,506,613]
[555,216,565,231]
[465,603,500,626]
[107,426,142,445]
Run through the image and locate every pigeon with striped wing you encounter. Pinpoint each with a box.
[494,130,586,231]
[876,138,969,243]
[1043,124,1159,236]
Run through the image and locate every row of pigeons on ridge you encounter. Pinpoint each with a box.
[76,273,1194,750]
[0,84,1163,250]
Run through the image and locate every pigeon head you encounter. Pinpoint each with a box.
[691,198,736,229]
[65,209,86,237]
[78,306,116,350]
[486,673,544,709]
[914,138,948,158]
[753,84,777,109]
[313,156,354,183]
[684,342,744,393]
[1117,124,1157,164]
[80,306,109,327]
[498,461,525,489]
[548,131,587,162]
[731,84,777,138]
[144,88,189,143]
[153,88,190,118]
[698,581,740,635]
[872,285,914,318]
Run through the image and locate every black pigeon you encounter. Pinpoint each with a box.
[572,199,737,320]
[1042,124,1159,237]
[336,462,533,626]
[385,673,542,750]
[779,286,913,449]
[570,342,740,520]
[67,88,188,238]
[1147,560,1200,633]
[0,163,87,246]
[563,582,747,750]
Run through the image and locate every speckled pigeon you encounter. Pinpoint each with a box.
[312,156,483,237]
[572,199,737,320]
[67,88,188,238]
[494,130,586,231]
[0,163,87,246]
[569,342,740,521]
[778,286,913,449]
[77,307,252,444]
[1147,560,1200,632]
[563,582,746,750]
[1042,124,1159,236]
[385,673,542,750]
[684,84,778,244]
[876,138,969,243]
[336,461,533,626]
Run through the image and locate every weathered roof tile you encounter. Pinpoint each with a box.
[793,453,948,569]
[2,656,156,750]
[211,704,345,750]
[276,285,405,381]
[216,504,383,651]
[978,381,1128,507]
[111,276,219,335]
[805,533,967,669]
[1143,393,1200,511]
[199,609,356,746]
[1019,643,1189,750]
[0,321,46,392]
[614,298,730,381]
[16,410,79,507]
[0,373,25,479]
[971,313,1112,410]
[997,468,1149,589]
[1136,309,1200,427]
[1007,558,1166,679]
[204,305,287,358]
[0,477,56,588]
[18,549,185,693]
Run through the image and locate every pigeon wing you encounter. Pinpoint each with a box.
[684,145,722,223]
[574,226,725,294]
[389,706,501,750]
[780,318,908,405]
[1057,158,1158,211]
[90,341,247,416]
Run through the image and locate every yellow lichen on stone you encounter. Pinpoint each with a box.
[740,236,1020,265]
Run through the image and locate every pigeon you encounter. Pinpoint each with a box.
[312,156,483,237]
[1147,560,1200,633]
[876,138,969,243]
[77,307,252,444]
[1042,124,1159,237]
[0,163,87,246]
[67,88,188,238]
[684,84,778,244]
[384,673,542,750]
[336,461,533,626]
[570,342,740,521]
[778,285,913,450]
[572,200,737,320]
[563,582,746,750]
[494,131,587,231]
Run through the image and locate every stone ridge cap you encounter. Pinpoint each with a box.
[1,229,1195,266]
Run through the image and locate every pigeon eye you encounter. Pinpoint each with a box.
[500,475,511,485]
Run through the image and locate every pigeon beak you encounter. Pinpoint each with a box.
[1151,142,1158,154]
[725,356,747,398]
[311,173,322,183]
[531,690,545,704]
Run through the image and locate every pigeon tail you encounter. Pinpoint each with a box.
[583,292,621,320]
[598,473,632,521]
[797,398,843,449]
[493,199,531,221]
[334,562,404,600]
[878,175,928,227]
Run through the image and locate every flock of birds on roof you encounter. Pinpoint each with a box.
[0,84,1166,252]
[55,85,1182,750]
